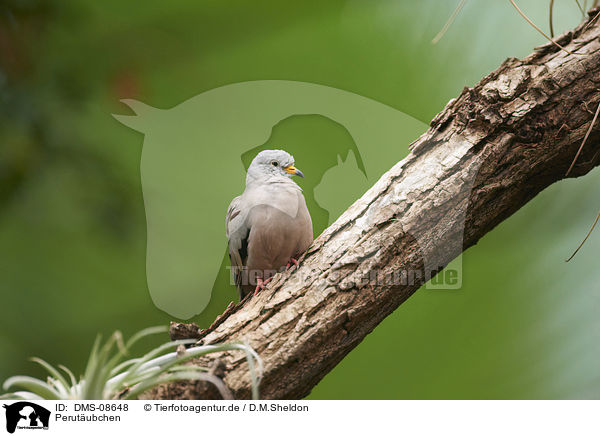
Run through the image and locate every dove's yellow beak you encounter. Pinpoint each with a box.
[284,165,305,178]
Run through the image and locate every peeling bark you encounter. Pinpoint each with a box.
[144,10,600,400]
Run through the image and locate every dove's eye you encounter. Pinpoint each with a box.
[271,161,279,167]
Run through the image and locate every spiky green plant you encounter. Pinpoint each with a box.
[1,326,262,400]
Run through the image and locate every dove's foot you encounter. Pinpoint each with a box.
[286,258,300,270]
[253,277,273,296]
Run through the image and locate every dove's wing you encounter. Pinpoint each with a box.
[226,195,250,290]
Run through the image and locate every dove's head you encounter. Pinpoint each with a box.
[246,149,305,185]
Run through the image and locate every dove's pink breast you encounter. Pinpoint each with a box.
[241,192,313,296]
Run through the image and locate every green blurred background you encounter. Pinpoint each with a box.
[1,0,599,399]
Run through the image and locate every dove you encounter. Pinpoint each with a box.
[226,150,313,299]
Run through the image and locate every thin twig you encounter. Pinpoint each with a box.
[509,0,580,56]
[432,0,467,44]
[566,209,600,261]
[549,0,556,37]
[574,0,586,16]
[566,100,600,176]
[583,9,600,31]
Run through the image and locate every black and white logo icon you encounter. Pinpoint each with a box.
[2,402,50,433]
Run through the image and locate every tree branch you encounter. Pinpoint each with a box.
[144,9,600,400]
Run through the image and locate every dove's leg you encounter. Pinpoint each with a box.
[253,277,273,296]
[286,258,300,270]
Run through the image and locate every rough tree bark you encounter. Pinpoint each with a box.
[145,10,600,400]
